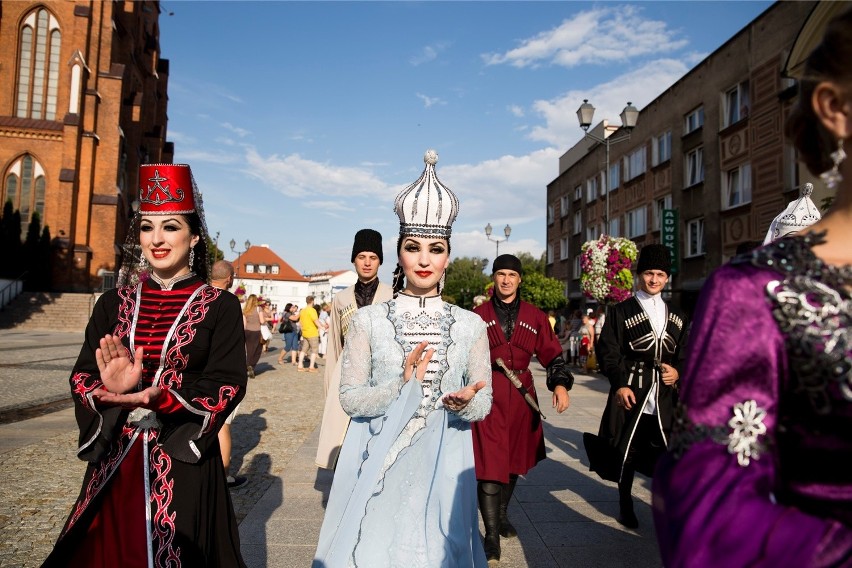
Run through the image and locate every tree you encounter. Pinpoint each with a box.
[0,200,23,278]
[443,256,490,309]
[519,271,567,311]
[206,235,224,262]
[515,251,545,276]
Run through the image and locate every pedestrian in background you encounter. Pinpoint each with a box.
[654,9,852,564]
[242,294,266,378]
[317,302,331,358]
[297,295,320,373]
[211,259,247,489]
[277,302,300,365]
[42,163,246,567]
[315,228,392,470]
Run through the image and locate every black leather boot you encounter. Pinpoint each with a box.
[499,475,518,538]
[617,468,638,529]
[478,482,502,563]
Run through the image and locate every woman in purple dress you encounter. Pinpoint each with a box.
[652,8,852,566]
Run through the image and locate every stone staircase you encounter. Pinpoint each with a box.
[0,292,97,332]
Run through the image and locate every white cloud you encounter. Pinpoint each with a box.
[242,147,391,199]
[221,122,251,138]
[508,104,525,117]
[416,93,446,108]
[527,58,689,147]
[409,42,451,66]
[482,5,688,68]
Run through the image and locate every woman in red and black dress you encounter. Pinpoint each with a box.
[43,164,247,568]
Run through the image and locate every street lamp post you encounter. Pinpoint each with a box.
[485,223,511,256]
[576,100,639,232]
[230,238,251,279]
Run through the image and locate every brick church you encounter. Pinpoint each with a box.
[0,1,171,291]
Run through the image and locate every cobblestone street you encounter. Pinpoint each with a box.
[0,331,324,567]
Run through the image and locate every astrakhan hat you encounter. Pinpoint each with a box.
[394,150,459,239]
[636,244,671,275]
[351,229,384,264]
[139,164,197,215]
[762,183,821,244]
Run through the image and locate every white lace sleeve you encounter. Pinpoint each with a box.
[455,326,493,422]
[339,310,405,418]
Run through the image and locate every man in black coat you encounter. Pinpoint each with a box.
[583,244,688,529]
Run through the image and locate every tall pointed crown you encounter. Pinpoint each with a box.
[139,164,196,215]
[394,150,459,239]
[763,183,821,244]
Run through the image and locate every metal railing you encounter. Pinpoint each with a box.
[0,273,26,310]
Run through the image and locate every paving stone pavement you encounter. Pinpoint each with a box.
[0,329,664,567]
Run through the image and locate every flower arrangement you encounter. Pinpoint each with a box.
[234,282,247,302]
[580,235,638,305]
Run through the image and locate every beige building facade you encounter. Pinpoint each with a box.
[546,1,833,314]
[0,1,171,291]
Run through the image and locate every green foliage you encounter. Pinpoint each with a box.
[519,271,566,311]
[443,256,490,309]
[207,235,224,262]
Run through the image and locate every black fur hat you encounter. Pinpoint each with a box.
[636,244,671,275]
[492,254,523,275]
[351,229,383,264]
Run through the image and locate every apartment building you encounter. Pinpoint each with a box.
[546,1,832,314]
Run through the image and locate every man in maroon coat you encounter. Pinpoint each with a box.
[472,254,574,562]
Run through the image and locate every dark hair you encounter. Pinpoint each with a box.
[785,7,852,176]
[284,302,293,312]
[185,212,210,283]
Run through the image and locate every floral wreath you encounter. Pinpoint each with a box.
[580,235,638,305]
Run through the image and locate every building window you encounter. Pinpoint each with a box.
[687,218,706,257]
[609,217,621,238]
[547,243,554,264]
[573,210,582,235]
[586,176,599,202]
[573,255,582,280]
[684,106,704,134]
[652,131,672,166]
[3,154,47,235]
[685,147,704,187]
[624,147,647,181]
[653,195,672,230]
[560,195,570,217]
[586,226,598,242]
[608,162,620,192]
[17,8,61,121]
[246,264,255,273]
[723,81,750,128]
[258,265,268,274]
[271,265,280,274]
[547,204,555,225]
[574,185,582,201]
[723,163,752,209]
[626,206,647,238]
[560,237,569,260]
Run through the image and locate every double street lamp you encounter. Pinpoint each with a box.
[484,223,511,256]
[230,238,251,277]
[576,100,639,230]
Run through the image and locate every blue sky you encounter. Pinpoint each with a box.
[159,0,772,282]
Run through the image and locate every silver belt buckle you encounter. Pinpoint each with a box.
[127,408,161,429]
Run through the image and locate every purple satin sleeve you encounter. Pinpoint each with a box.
[652,264,849,567]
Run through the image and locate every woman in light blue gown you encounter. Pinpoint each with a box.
[313,150,492,568]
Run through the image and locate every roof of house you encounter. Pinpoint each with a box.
[233,245,307,282]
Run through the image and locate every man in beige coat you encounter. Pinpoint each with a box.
[315,229,393,469]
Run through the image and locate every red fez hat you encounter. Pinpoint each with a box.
[138,164,196,215]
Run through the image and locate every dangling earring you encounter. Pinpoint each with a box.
[437,272,446,295]
[820,139,846,191]
[139,255,149,272]
[189,248,196,270]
